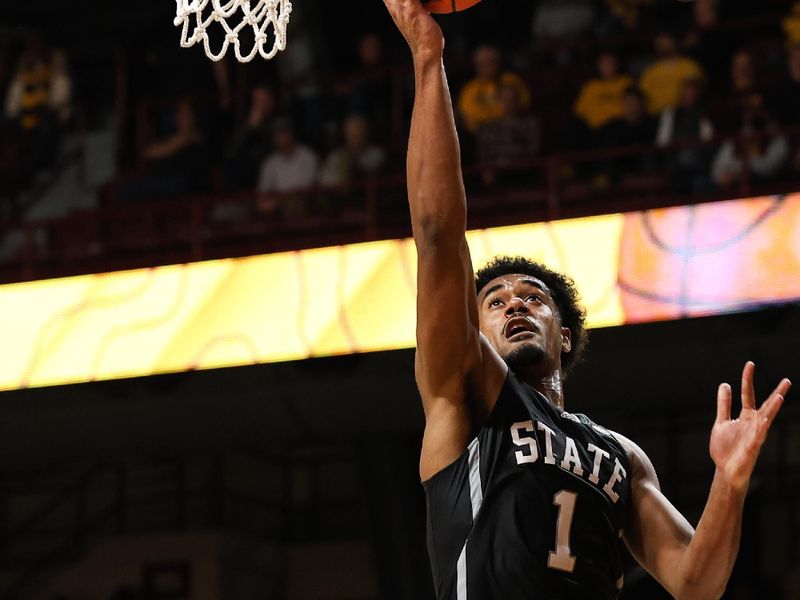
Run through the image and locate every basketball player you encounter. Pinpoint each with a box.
[382,1,792,598]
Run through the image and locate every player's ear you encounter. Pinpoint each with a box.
[561,327,572,354]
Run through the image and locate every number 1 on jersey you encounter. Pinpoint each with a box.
[548,490,577,573]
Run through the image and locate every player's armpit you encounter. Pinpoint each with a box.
[416,341,507,481]
[615,432,695,599]
[419,400,476,481]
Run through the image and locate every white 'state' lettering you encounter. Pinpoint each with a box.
[510,420,626,503]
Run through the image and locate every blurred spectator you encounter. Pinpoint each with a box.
[574,52,633,131]
[597,86,657,179]
[118,98,210,202]
[476,84,540,187]
[639,32,704,115]
[223,85,277,190]
[457,45,531,134]
[682,0,737,89]
[712,106,789,189]
[346,33,392,141]
[123,37,233,168]
[729,50,759,99]
[783,1,800,45]
[689,0,718,31]
[656,78,715,191]
[774,45,800,177]
[600,86,657,147]
[257,117,319,218]
[206,60,236,164]
[3,32,72,182]
[279,2,332,148]
[656,79,714,147]
[0,46,17,207]
[715,50,764,134]
[320,114,386,187]
[4,34,72,129]
[531,0,596,42]
[598,0,656,35]
[130,37,232,106]
[772,44,800,127]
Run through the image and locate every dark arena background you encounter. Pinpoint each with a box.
[0,0,799,598]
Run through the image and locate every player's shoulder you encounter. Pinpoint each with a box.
[569,413,631,456]
[569,411,612,432]
[606,429,659,483]
[606,429,642,457]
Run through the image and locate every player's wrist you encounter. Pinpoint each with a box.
[712,468,750,500]
[412,44,444,67]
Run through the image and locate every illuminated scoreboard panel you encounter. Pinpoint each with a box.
[1,194,799,392]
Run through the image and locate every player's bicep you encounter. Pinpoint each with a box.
[616,433,694,598]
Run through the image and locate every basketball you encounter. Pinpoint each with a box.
[422,0,484,14]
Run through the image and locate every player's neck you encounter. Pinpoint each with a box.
[518,369,565,410]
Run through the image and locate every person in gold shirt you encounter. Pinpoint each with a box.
[639,32,704,115]
[783,1,800,45]
[574,52,633,131]
[4,33,71,133]
[457,45,531,134]
[3,32,72,186]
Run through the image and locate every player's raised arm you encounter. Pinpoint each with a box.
[382,0,506,480]
[621,363,790,599]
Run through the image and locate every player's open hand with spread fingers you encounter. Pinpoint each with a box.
[383,0,444,58]
[710,361,790,492]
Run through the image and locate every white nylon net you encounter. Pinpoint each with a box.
[174,0,293,62]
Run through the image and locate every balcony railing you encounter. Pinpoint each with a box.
[2,127,799,284]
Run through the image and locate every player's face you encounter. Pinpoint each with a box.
[478,274,571,373]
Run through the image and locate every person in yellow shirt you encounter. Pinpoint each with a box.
[639,32,704,115]
[3,32,72,186]
[783,1,800,45]
[574,51,633,130]
[4,33,71,132]
[457,45,531,134]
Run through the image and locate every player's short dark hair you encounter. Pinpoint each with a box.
[475,256,587,375]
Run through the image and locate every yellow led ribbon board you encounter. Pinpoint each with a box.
[1,194,799,391]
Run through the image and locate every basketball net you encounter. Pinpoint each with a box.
[174,0,293,62]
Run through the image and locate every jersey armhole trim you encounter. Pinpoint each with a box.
[421,370,513,487]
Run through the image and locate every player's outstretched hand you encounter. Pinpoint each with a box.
[383,0,444,58]
[710,361,790,491]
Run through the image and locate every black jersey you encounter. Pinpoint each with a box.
[424,371,631,600]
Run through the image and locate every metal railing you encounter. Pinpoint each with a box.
[1,127,799,284]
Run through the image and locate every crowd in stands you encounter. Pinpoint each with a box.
[0,32,73,217]
[4,0,800,229]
